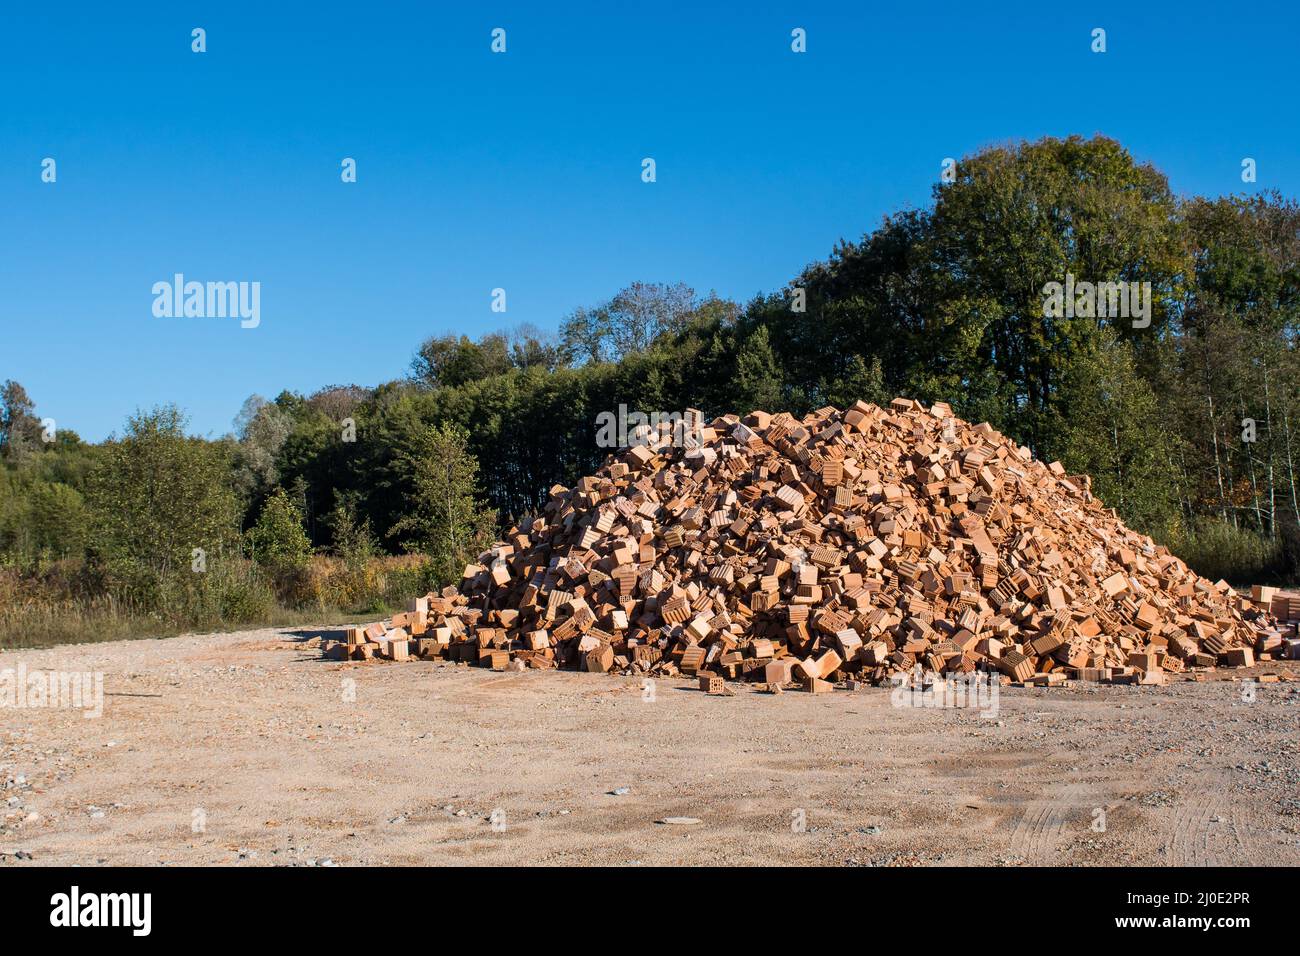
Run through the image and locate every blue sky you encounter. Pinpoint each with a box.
[3,1,1297,441]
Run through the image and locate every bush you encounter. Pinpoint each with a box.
[183,558,280,628]
[389,422,497,585]
[1165,519,1285,584]
[84,406,239,606]
[246,489,312,572]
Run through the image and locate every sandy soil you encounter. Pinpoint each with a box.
[2,625,1299,866]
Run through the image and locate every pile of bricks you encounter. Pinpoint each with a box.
[331,399,1295,690]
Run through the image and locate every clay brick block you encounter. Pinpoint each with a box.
[1251,585,1278,605]
[1219,647,1254,668]
[1030,632,1064,656]
[699,673,725,695]
[997,651,1034,683]
[860,640,891,665]
[585,644,615,673]
[1126,651,1159,672]
[813,648,842,679]
[1101,572,1128,597]
[834,629,863,661]
[685,614,712,643]
[1134,602,1160,631]
[679,645,706,675]
[764,658,795,684]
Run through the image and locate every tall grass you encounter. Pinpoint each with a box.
[6,522,1290,652]
[0,555,438,650]
[1162,518,1287,585]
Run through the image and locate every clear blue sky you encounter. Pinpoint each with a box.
[4,1,1297,441]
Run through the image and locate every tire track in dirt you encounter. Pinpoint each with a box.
[1165,786,1263,866]
[1008,782,1093,864]
[1225,804,1274,866]
[1167,792,1218,866]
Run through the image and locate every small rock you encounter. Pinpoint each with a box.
[657,816,702,826]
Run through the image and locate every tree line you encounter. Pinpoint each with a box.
[3,134,1298,639]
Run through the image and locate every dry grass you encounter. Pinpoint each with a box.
[0,555,429,650]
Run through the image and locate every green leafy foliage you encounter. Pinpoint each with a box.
[246,488,313,571]
[83,406,239,603]
[5,134,1300,637]
[389,422,497,585]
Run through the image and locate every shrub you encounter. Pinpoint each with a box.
[84,406,239,607]
[246,488,313,574]
[1165,518,1285,584]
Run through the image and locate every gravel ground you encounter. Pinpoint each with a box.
[2,624,1299,866]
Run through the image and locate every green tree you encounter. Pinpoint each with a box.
[1,380,41,462]
[821,354,887,410]
[924,135,1188,454]
[390,422,497,583]
[84,406,239,602]
[560,282,697,363]
[410,334,512,388]
[30,481,89,560]
[1057,331,1178,535]
[733,325,783,412]
[0,470,36,561]
[326,492,379,569]
[246,488,312,570]
[1176,193,1300,546]
[230,394,292,504]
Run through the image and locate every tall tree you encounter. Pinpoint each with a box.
[231,394,292,505]
[0,380,41,462]
[560,282,697,363]
[1057,331,1178,535]
[733,325,783,412]
[389,422,497,584]
[246,487,313,571]
[84,406,239,602]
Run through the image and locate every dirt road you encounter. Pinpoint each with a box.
[2,625,1298,866]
